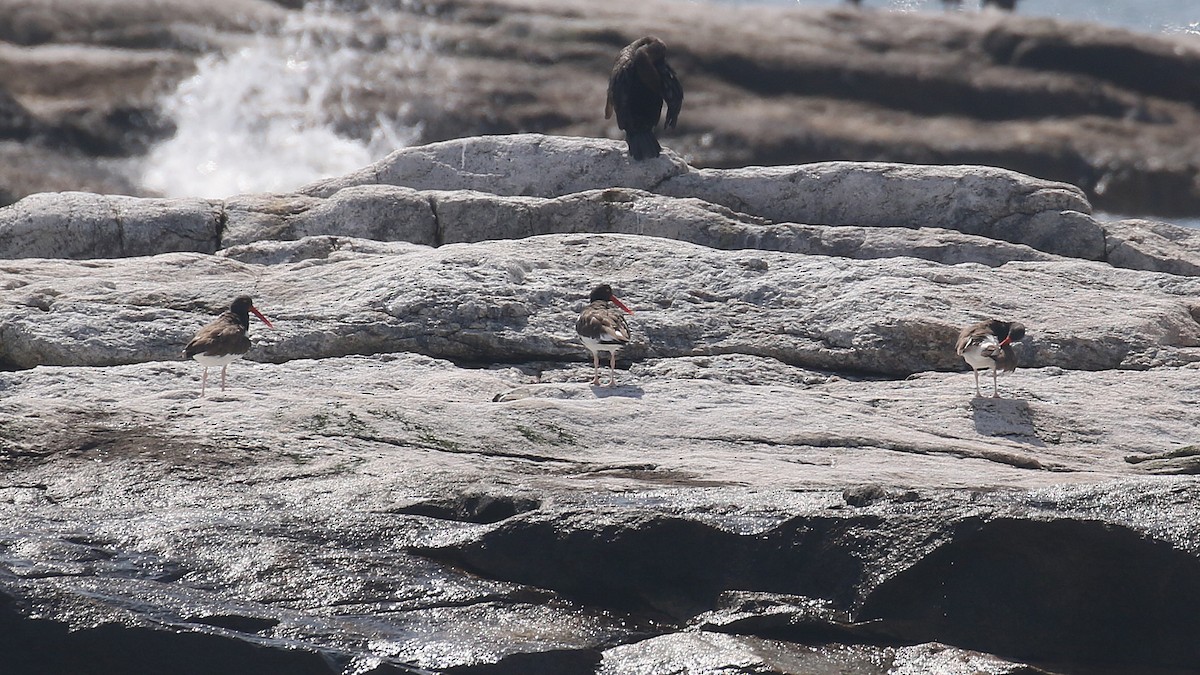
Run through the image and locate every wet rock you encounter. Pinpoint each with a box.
[842,485,919,507]
[0,607,358,675]
[599,631,884,675]
[693,591,864,642]
[396,492,542,524]
[441,648,603,675]
[858,515,1200,668]
[889,642,1055,675]
[419,481,1200,671]
[0,85,38,141]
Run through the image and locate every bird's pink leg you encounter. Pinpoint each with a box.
[991,368,1001,398]
[220,365,228,391]
[972,369,981,398]
[591,351,601,386]
[608,351,617,387]
[200,367,209,397]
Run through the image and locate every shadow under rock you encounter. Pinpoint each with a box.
[970,397,1045,447]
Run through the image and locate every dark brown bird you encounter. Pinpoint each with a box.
[982,0,1017,10]
[576,284,634,386]
[956,319,1026,398]
[606,36,683,160]
[183,295,274,396]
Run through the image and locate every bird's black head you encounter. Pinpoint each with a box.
[226,295,274,330]
[589,284,615,302]
[230,295,255,314]
[989,319,1026,342]
[638,36,667,60]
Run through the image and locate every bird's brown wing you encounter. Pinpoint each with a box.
[955,321,990,356]
[184,314,252,358]
[576,304,631,343]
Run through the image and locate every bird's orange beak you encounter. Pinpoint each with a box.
[998,336,1012,348]
[611,295,634,315]
[250,305,275,329]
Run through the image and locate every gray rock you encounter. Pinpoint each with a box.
[304,135,1097,258]
[216,235,429,266]
[222,185,437,248]
[6,134,1198,282]
[0,0,285,48]
[0,137,1087,270]
[657,161,1101,259]
[0,191,221,259]
[429,186,1059,266]
[301,133,690,200]
[1103,218,1200,276]
[2,233,1198,373]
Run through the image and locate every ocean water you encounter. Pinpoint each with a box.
[710,0,1200,36]
[141,1,425,199]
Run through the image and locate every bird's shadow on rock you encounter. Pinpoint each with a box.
[970,396,1044,447]
[590,384,645,399]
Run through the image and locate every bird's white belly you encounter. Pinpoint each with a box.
[962,340,998,370]
[192,353,243,367]
[581,336,625,354]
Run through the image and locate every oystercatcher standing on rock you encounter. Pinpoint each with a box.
[956,319,1026,398]
[576,284,634,386]
[184,295,274,397]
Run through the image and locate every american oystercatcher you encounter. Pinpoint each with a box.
[956,319,1026,398]
[606,36,683,160]
[576,284,634,386]
[183,295,274,396]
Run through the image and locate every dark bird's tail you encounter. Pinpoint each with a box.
[626,130,661,160]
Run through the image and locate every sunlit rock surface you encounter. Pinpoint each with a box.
[1,134,1200,674]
